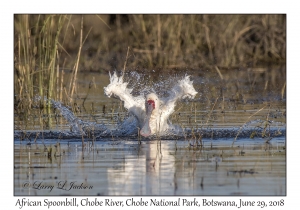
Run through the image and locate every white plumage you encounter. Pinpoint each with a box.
[104,72,197,137]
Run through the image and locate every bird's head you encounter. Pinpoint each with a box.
[145,93,159,114]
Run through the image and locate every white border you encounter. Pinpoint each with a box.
[3,1,298,209]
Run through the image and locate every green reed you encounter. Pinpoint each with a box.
[14,14,286,133]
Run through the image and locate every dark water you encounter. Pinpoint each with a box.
[14,69,286,196]
[14,138,285,196]
[14,69,286,132]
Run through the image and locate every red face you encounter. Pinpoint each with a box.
[147,100,155,109]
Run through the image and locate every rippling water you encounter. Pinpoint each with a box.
[14,138,285,196]
[14,70,286,196]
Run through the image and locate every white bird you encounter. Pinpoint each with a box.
[104,72,197,137]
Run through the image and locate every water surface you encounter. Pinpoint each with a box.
[14,138,285,196]
[14,69,286,196]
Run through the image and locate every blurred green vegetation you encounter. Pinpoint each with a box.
[14,14,286,109]
[14,14,286,71]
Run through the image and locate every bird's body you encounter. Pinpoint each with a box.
[104,72,197,137]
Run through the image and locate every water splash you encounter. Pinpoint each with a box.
[51,100,109,136]
[14,97,286,141]
[104,72,197,136]
[14,72,286,141]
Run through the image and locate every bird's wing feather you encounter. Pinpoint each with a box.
[104,72,145,121]
[160,75,197,120]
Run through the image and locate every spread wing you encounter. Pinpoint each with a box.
[160,75,198,121]
[104,72,146,123]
